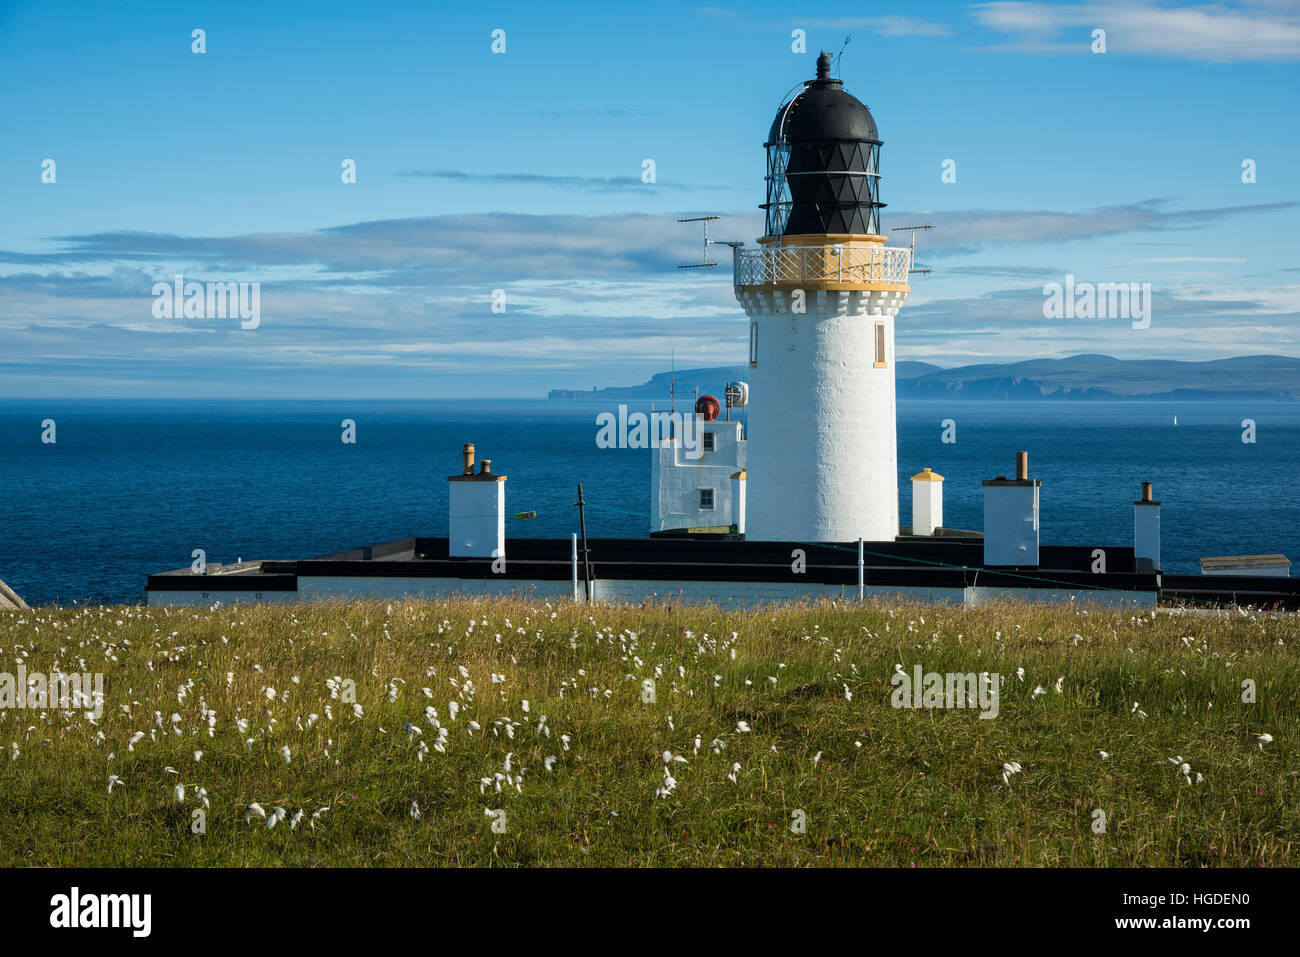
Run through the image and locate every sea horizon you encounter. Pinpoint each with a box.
[2,397,1295,606]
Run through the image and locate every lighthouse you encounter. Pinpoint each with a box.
[733,51,911,542]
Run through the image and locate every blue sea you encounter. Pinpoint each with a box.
[1,399,1297,606]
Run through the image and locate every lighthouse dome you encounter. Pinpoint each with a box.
[762,51,885,238]
[766,53,879,146]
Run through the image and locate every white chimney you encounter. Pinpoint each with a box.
[731,469,747,534]
[448,443,506,558]
[1133,481,1160,571]
[982,451,1039,566]
[910,467,944,536]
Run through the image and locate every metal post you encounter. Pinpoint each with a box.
[858,538,865,602]
[575,484,593,603]
[571,533,579,603]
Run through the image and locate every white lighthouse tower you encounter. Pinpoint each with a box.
[733,52,911,542]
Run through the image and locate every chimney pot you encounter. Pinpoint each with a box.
[480,459,492,475]
[462,443,475,475]
[1016,451,1028,481]
[1134,481,1161,570]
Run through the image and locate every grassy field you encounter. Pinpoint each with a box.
[0,597,1296,867]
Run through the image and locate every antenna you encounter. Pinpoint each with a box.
[832,34,852,75]
[670,350,676,415]
[677,216,718,268]
[890,224,935,276]
[677,215,742,269]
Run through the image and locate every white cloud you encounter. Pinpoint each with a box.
[969,1,1300,61]
[803,17,954,37]
[1131,257,1249,263]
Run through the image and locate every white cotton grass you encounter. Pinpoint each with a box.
[656,767,677,799]
[1167,756,1204,785]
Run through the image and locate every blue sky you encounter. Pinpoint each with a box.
[1,0,1297,397]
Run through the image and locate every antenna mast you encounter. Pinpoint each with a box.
[890,224,935,275]
[670,350,676,415]
[832,33,852,75]
[677,215,742,269]
[672,216,742,422]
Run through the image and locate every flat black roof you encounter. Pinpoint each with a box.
[144,534,1300,609]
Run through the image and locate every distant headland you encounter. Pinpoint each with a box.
[548,354,1300,402]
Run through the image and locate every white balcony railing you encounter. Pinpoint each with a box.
[734,243,911,288]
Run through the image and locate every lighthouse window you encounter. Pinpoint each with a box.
[698,488,715,511]
[702,431,715,452]
[874,322,887,368]
[749,321,758,368]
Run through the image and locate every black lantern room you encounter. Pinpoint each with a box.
[762,51,884,238]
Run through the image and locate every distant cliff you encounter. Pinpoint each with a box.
[548,367,744,402]
[549,355,1300,402]
[898,354,1300,401]
[548,362,940,401]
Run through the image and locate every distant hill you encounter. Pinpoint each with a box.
[549,355,1300,402]
[547,361,941,401]
[900,354,1300,401]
